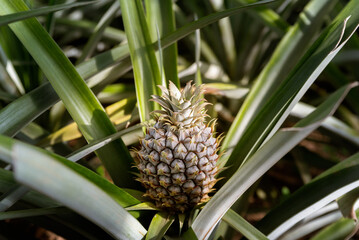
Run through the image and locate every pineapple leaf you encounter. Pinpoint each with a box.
[145,0,179,88]
[0,135,146,239]
[38,97,137,147]
[146,212,175,240]
[0,207,69,220]
[221,2,359,181]
[192,83,357,239]
[310,216,358,240]
[0,185,28,211]
[126,202,158,211]
[290,102,359,146]
[337,188,359,220]
[237,0,289,35]
[222,0,340,152]
[0,0,276,140]
[0,0,135,188]
[257,153,359,239]
[76,1,120,64]
[119,0,161,122]
[0,1,95,26]
[222,209,268,240]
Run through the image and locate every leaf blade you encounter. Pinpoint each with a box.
[222,0,340,151]
[223,209,268,240]
[0,135,147,239]
[221,2,359,179]
[0,1,96,26]
[257,154,359,239]
[145,0,179,87]
[191,83,357,239]
[145,212,175,240]
[119,0,161,122]
[0,0,134,187]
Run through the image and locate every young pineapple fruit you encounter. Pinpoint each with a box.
[136,81,220,213]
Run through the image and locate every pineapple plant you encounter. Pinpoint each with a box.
[0,0,359,239]
[135,81,220,213]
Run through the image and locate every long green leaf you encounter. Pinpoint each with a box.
[278,210,343,240]
[0,1,95,26]
[0,60,132,138]
[55,18,127,42]
[119,0,161,122]
[76,1,120,63]
[0,89,16,101]
[0,0,277,139]
[0,137,140,208]
[0,0,134,187]
[326,64,359,115]
[161,0,276,51]
[76,44,131,80]
[222,0,339,152]
[223,209,268,240]
[0,168,128,239]
[221,2,359,178]
[291,102,359,146]
[0,184,28,211]
[174,6,220,66]
[67,124,142,162]
[90,0,276,80]
[145,212,175,240]
[238,0,289,35]
[0,207,69,220]
[257,153,359,239]
[181,228,199,240]
[0,82,57,137]
[0,48,132,137]
[0,45,24,94]
[337,188,359,220]
[194,18,202,87]
[0,126,140,216]
[120,0,276,122]
[145,0,179,88]
[0,47,19,95]
[37,97,137,147]
[0,168,60,208]
[191,83,356,239]
[209,1,236,78]
[310,212,358,240]
[0,135,146,239]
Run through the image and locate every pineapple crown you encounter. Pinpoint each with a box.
[151,81,209,129]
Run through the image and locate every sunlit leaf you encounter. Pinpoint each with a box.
[222,209,268,240]
[0,1,95,26]
[192,83,356,239]
[0,135,146,239]
[0,0,134,187]
[146,212,175,240]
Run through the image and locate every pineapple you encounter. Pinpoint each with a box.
[135,81,220,213]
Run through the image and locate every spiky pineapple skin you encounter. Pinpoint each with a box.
[137,122,218,212]
[136,81,219,213]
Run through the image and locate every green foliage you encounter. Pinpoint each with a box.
[0,0,358,239]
